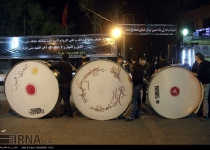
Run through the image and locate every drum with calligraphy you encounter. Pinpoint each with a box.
[71,59,133,121]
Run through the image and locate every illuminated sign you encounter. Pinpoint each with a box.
[117,24,177,35]
[0,34,116,59]
[193,27,210,37]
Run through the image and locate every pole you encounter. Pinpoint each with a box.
[66,15,67,35]
[117,7,118,24]
[121,14,124,58]
[94,14,96,34]
[66,24,67,35]
[176,34,177,60]
[24,15,25,36]
[116,7,118,56]
[122,35,125,59]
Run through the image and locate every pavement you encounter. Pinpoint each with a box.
[0,92,210,147]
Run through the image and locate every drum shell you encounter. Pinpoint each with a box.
[146,66,203,119]
[71,59,133,121]
[4,60,60,119]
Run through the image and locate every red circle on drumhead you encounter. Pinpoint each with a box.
[25,84,36,95]
[170,86,180,97]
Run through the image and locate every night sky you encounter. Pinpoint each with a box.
[33,0,210,59]
[34,0,184,35]
[34,0,210,28]
[33,0,210,34]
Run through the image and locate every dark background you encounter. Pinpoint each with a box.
[34,0,210,31]
[1,0,209,62]
[32,0,210,60]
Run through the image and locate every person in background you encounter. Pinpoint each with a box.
[82,57,89,66]
[49,53,73,118]
[116,56,128,119]
[128,58,133,73]
[126,54,144,122]
[181,58,191,71]
[124,57,133,73]
[191,60,198,73]
[191,53,210,118]
[77,54,87,69]
[139,57,149,104]
[147,55,156,79]
[192,53,210,121]
[123,60,131,73]
[155,51,170,72]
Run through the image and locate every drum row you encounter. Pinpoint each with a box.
[4,60,203,120]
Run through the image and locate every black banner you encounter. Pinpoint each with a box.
[0,34,117,59]
[117,24,177,35]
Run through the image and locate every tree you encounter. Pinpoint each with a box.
[41,22,75,35]
[26,2,45,35]
[0,0,75,36]
[0,0,29,36]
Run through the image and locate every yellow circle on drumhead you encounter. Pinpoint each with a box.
[4,60,60,118]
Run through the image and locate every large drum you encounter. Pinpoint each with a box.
[147,66,203,119]
[71,59,133,121]
[4,60,60,119]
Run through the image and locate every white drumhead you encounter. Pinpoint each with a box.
[4,60,59,118]
[147,66,202,119]
[71,59,133,121]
